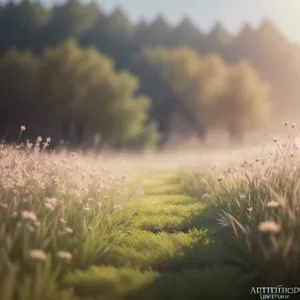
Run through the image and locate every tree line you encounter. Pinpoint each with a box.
[0,0,296,148]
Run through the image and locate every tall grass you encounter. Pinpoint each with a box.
[0,127,145,300]
[182,122,300,288]
[2,123,300,300]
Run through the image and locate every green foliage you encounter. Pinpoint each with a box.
[122,122,160,150]
[135,16,171,46]
[139,46,270,138]
[40,0,101,46]
[0,0,299,146]
[211,60,271,132]
[0,0,49,52]
[105,7,135,40]
[0,48,40,126]
[33,39,156,145]
[0,0,300,135]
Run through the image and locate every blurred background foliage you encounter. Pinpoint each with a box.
[0,0,297,149]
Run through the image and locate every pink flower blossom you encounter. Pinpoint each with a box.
[294,137,300,150]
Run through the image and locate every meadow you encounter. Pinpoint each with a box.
[0,124,300,300]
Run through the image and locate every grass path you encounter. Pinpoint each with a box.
[109,171,245,299]
[64,171,247,300]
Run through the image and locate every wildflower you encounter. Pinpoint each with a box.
[11,211,18,218]
[20,125,26,132]
[202,193,208,200]
[266,201,280,208]
[59,218,66,224]
[45,202,55,211]
[292,123,296,128]
[258,221,280,234]
[0,202,8,209]
[26,141,33,150]
[294,138,300,150]
[27,225,35,232]
[64,227,73,234]
[46,137,51,143]
[43,142,49,149]
[273,137,278,143]
[37,136,42,142]
[240,194,246,199]
[247,207,253,214]
[83,206,90,211]
[21,211,37,221]
[284,121,288,126]
[34,221,40,227]
[30,249,47,261]
[45,197,57,211]
[217,176,223,182]
[57,251,72,261]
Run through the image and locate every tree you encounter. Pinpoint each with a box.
[138,47,229,145]
[0,48,40,140]
[36,39,156,147]
[135,15,172,46]
[104,7,135,40]
[39,0,101,47]
[0,1,298,146]
[225,20,296,121]
[211,60,271,142]
[80,6,139,70]
[0,0,49,53]
[169,17,203,49]
[198,22,232,54]
[137,46,271,145]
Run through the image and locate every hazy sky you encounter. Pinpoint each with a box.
[97,0,300,42]
[4,0,300,42]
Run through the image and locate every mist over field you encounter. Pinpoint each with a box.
[1,1,300,299]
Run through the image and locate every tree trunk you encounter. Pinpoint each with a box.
[178,99,207,144]
[157,113,172,150]
[229,124,243,144]
[0,113,8,143]
[195,123,207,144]
[61,114,72,146]
[75,119,84,147]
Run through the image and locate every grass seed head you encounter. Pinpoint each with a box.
[258,221,281,234]
[30,249,47,262]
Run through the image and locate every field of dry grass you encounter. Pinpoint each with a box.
[0,124,299,300]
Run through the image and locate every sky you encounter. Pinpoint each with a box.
[98,0,300,42]
[4,0,300,42]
